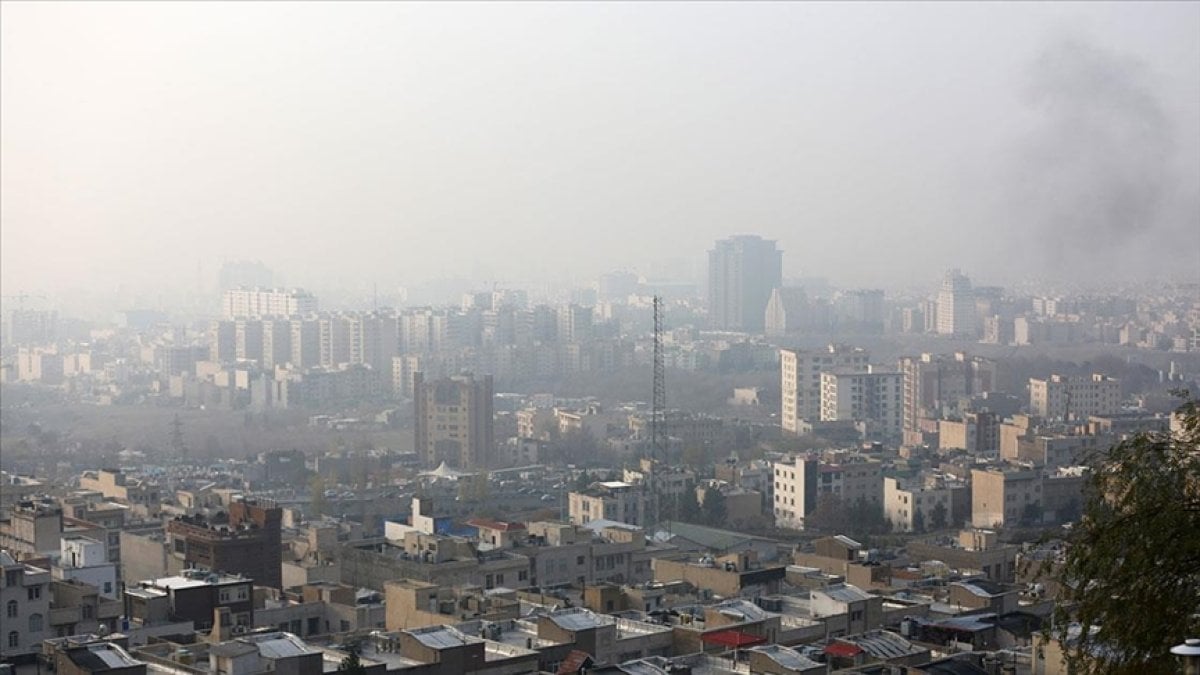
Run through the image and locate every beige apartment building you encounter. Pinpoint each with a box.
[971,468,1041,529]
[1029,373,1121,421]
[898,352,997,433]
[883,477,952,533]
[413,373,494,469]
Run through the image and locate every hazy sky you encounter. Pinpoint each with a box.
[3,1,1198,298]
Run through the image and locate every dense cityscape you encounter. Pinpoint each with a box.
[2,3,1199,675]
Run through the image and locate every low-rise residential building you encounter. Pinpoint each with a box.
[883,477,952,533]
[568,482,647,528]
[1,549,51,660]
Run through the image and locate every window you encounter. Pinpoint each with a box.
[236,587,249,601]
[7,631,18,648]
[6,600,16,618]
[27,585,41,600]
[82,605,94,619]
[104,582,113,595]
[29,614,42,633]
[5,570,19,587]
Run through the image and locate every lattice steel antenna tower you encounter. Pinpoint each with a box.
[651,295,666,526]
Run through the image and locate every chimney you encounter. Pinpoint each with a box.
[210,606,233,643]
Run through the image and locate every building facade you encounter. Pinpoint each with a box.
[935,269,974,338]
[707,235,783,332]
[413,373,495,469]
[780,345,870,434]
[1029,373,1121,420]
[819,368,903,441]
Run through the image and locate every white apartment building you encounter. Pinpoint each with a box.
[52,536,117,599]
[222,288,317,319]
[772,454,883,530]
[780,344,870,434]
[1029,373,1121,420]
[1,550,51,660]
[568,481,647,527]
[819,367,903,440]
[883,477,952,533]
[936,269,974,338]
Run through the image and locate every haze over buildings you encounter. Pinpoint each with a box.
[2,2,1198,305]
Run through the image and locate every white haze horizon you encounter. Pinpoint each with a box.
[3,2,1198,303]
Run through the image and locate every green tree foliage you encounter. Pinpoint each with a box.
[678,481,703,524]
[807,495,890,537]
[700,488,728,527]
[930,501,948,530]
[575,470,594,492]
[336,644,366,675]
[1042,397,1200,673]
[805,494,851,533]
[912,508,926,534]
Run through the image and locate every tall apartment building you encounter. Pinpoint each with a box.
[413,373,495,469]
[164,500,282,589]
[6,309,58,346]
[819,367,904,440]
[289,317,321,369]
[209,320,237,364]
[261,319,292,369]
[707,235,783,332]
[234,319,264,363]
[556,304,594,343]
[1029,373,1121,420]
[221,288,317,319]
[898,352,997,432]
[772,454,882,530]
[780,345,870,433]
[935,269,975,338]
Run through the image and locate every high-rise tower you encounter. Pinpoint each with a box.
[936,269,975,338]
[707,235,783,332]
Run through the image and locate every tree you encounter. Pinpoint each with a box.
[930,501,948,530]
[1039,396,1200,673]
[678,482,703,524]
[700,489,727,527]
[1020,503,1044,527]
[575,470,594,492]
[805,494,850,534]
[337,643,366,675]
[912,508,926,534]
